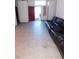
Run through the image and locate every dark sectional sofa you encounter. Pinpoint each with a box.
[45,16,64,57]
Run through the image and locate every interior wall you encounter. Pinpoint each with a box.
[47,0,56,20]
[15,19,17,26]
[56,0,64,19]
[15,0,21,7]
[18,1,28,22]
[28,0,35,6]
[15,15,17,26]
[15,0,57,22]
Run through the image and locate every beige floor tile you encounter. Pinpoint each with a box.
[15,21,62,59]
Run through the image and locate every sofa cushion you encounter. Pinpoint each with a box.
[51,16,57,23]
[51,17,64,27]
[51,25,63,32]
[55,18,64,27]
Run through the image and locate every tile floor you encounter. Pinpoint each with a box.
[15,21,62,59]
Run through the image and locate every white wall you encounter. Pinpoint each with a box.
[16,0,57,22]
[47,0,56,20]
[17,0,35,22]
[15,19,17,26]
[56,0,64,19]
[18,1,28,22]
[15,0,22,7]
[28,0,35,6]
[15,15,17,26]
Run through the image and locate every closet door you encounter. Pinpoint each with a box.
[28,6,35,21]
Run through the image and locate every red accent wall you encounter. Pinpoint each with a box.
[28,6,35,21]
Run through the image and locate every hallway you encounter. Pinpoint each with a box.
[15,21,62,59]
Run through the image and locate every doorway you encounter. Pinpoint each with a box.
[35,6,41,21]
[28,6,35,21]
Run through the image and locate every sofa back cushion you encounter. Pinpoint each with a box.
[55,18,64,27]
[51,16,57,23]
[51,16,64,27]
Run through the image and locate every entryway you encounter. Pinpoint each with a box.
[35,6,41,21]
